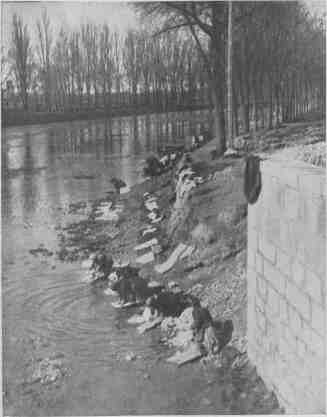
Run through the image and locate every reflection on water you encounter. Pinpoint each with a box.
[2,110,223,416]
[2,110,210,224]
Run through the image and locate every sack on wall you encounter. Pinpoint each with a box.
[243,155,262,204]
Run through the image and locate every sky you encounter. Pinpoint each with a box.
[1,0,326,51]
[1,1,138,51]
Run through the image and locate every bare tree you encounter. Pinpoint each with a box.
[99,24,115,113]
[9,13,33,110]
[138,2,229,154]
[36,10,52,111]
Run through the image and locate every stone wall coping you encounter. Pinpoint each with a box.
[262,156,325,176]
[261,156,326,195]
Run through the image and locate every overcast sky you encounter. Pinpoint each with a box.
[1,2,138,50]
[2,0,325,51]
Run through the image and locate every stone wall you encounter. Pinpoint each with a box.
[247,156,326,414]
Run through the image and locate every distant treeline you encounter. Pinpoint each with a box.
[1,92,209,127]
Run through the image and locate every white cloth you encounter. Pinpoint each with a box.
[151,215,163,224]
[99,201,113,209]
[145,201,159,211]
[136,251,155,265]
[160,155,169,164]
[104,288,118,296]
[137,317,163,334]
[96,210,119,222]
[81,259,93,269]
[148,212,157,220]
[180,245,195,259]
[155,243,187,274]
[134,238,158,252]
[166,342,203,366]
[120,186,131,194]
[142,227,157,236]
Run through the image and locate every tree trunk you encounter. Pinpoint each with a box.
[232,85,239,137]
[211,88,226,155]
[226,0,233,148]
[268,78,273,129]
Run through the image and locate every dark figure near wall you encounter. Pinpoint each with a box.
[111,273,164,304]
[214,319,234,353]
[90,253,113,283]
[191,299,214,342]
[243,154,262,204]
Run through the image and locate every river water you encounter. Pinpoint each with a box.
[3,111,245,415]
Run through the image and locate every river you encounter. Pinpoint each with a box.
[2,111,244,415]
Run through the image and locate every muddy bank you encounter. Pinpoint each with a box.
[20,118,324,414]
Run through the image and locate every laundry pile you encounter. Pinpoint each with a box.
[134,192,164,265]
[142,149,184,179]
[154,243,194,274]
[173,153,205,209]
[81,243,234,367]
[94,201,124,223]
[82,252,114,283]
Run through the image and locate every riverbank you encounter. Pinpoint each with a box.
[56,118,324,411]
[6,117,323,414]
[2,103,209,128]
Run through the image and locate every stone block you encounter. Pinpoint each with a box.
[288,220,306,256]
[291,259,305,288]
[255,331,264,348]
[247,205,257,231]
[272,178,286,211]
[257,275,267,301]
[301,196,326,238]
[282,326,298,353]
[247,227,258,252]
[320,175,326,196]
[289,306,303,335]
[311,300,325,337]
[286,280,311,322]
[264,259,286,295]
[284,187,300,219]
[276,379,296,409]
[301,324,325,357]
[247,248,255,269]
[247,268,256,308]
[296,338,307,359]
[255,293,265,313]
[263,214,281,246]
[276,249,292,278]
[256,306,267,334]
[317,197,326,238]
[255,252,264,275]
[293,387,322,414]
[299,170,325,197]
[258,236,276,264]
[279,297,289,323]
[280,220,302,256]
[298,193,307,221]
[262,161,299,190]
[306,268,324,306]
[267,284,280,317]
[304,235,326,278]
